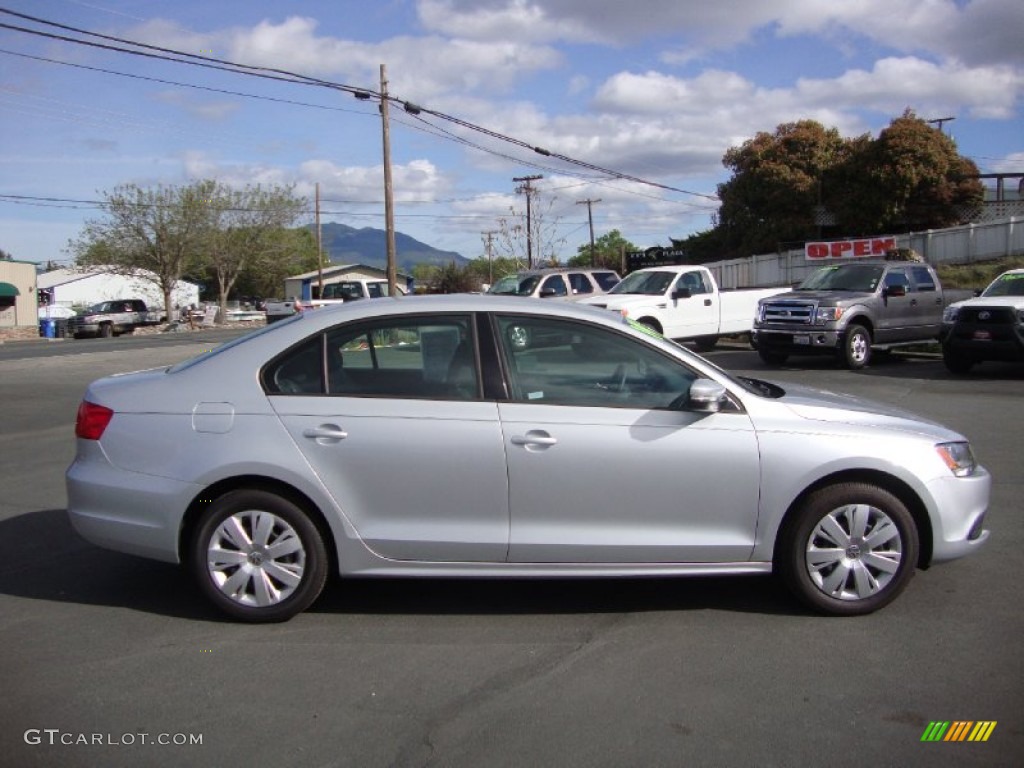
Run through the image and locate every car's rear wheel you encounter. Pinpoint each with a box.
[777,482,918,616]
[190,489,328,622]
[99,323,113,338]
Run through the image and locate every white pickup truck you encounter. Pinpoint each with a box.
[265,279,405,323]
[939,268,1024,373]
[579,265,788,351]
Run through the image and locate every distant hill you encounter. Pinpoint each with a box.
[310,222,469,273]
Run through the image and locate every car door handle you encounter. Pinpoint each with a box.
[302,425,348,442]
[511,431,558,450]
[704,298,712,306]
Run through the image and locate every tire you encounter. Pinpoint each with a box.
[842,324,871,369]
[942,346,974,374]
[190,489,329,622]
[99,323,113,338]
[758,348,788,366]
[694,335,718,352]
[777,482,918,616]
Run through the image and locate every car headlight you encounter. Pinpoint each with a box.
[942,306,960,323]
[815,306,843,324]
[936,441,977,477]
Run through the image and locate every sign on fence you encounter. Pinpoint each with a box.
[805,237,897,260]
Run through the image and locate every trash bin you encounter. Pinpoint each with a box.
[40,318,56,338]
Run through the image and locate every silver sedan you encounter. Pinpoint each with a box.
[67,295,990,621]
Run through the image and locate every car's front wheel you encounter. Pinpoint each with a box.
[190,489,329,622]
[842,324,871,369]
[777,482,918,616]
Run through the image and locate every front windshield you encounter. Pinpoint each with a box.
[798,264,884,292]
[982,272,1024,297]
[488,275,541,296]
[608,270,676,296]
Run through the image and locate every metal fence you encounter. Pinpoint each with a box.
[707,216,1023,289]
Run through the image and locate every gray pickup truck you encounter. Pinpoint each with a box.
[69,299,163,338]
[751,260,969,368]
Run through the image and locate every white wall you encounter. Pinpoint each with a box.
[49,273,199,311]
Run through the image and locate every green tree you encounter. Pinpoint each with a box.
[567,229,637,270]
[716,120,845,256]
[69,181,215,314]
[228,227,319,301]
[203,182,308,320]
[0,247,13,260]
[426,261,476,294]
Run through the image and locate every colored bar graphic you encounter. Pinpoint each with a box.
[921,721,996,742]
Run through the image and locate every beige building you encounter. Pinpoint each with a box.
[0,259,39,328]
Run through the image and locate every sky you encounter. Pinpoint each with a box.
[1,0,1022,267]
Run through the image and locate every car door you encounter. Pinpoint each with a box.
[266,313,509,562]
[877,267,915,342]
[663,270,719,338]
[908,265,944,337]
[493,314,761,563]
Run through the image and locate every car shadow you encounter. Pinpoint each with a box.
[0,509,806,620]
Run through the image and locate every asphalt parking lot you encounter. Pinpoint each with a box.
[1,332,1021,768]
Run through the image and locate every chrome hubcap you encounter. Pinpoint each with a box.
[805,503,902,601]
[850,334,868,362]
[207,510,306,607]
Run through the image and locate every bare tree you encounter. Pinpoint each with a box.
[494,190,567,267]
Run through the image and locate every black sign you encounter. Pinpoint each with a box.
[625,248,688,272]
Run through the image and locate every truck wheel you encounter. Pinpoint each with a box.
[99,323,113,338]
[694,335,718,352]
[942,347,974,374]
[776,482,918,616]
[190,489,329,622]
[758,349,788,366]
[842,324,871,369]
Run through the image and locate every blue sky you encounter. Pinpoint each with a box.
[2,0,1022,266]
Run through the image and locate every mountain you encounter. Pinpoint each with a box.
[311,222,470,273]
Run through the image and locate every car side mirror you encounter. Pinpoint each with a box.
[686,379,727,413]
[539,287,559,298]
[672,287,692,300]
[884,285,906,297]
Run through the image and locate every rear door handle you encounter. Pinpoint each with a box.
[303,425,348,443]
[511,431,558,451]
[704,299,712,306]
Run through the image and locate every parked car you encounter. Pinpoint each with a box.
[579,264,788,351]
[265,280,404,323]
[67,295,990,622]
[939,268,1024,373]
[752,259,971,368]
[487,268,620,300]
[68,299,163,338]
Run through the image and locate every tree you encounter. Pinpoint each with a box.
[495,191,566,267]
[829,110,983,233]
[567,229,637,270]
[0,247,13,260]
[69,181,215,314]
[716,120,846,256]
[227,227,319,301]
[712,113,984,257]
[203,183,308,320]
[426,261,476,294]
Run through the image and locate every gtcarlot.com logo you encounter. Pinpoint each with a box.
[921,721,997,742]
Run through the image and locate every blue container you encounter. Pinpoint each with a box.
[41,318,56,338]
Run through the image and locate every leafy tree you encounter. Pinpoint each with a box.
[227,227,319,301]
[202,182,307,320]
[426,261,476,293]
[0,247,13,260]
[567,229,637,270]
[464,255,521,286]
[69,181,215,314]
[667,229,728,265]
[716,120,845,256]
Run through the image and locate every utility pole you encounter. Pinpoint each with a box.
[926,116,956,134]
[576,198,601,267]
[513,174,543,268]
[380,64,398,296]
[315,182,323,298]
[481,230,498,285]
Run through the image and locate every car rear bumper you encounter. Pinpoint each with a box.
[66,445,197,564]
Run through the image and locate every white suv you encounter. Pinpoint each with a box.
[487,268,620,300]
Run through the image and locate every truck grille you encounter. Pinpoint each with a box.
[761,300,816,325]
[959,307,1015,325]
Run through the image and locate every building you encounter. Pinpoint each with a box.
[37,268,200,316]
[0,259,40,328]
[283,264,414,302]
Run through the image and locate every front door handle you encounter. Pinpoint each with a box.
[704,298,712,306]
[511,431,558,451]
[303,425,348,444]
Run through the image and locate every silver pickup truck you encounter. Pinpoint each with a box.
[752,260,971,368]
[69,299,163,339]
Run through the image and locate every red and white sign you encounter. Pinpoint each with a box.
[805,237,897,260]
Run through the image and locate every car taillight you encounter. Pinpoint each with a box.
[75,401,114,440]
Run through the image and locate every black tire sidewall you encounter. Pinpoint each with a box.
[778,483,918,616]
[190,489,328,622]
